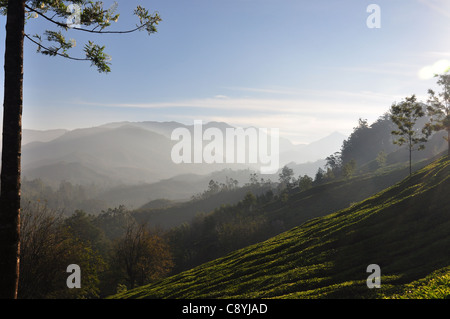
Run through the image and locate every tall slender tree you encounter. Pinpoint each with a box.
[0,0,161,299]
[390,95,429,176]
[426,71,450,156]
[0,0,25,300]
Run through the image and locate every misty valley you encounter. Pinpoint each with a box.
[13,108,450,299]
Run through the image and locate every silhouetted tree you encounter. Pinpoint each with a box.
[314,167,325,184]
[298,175,313,191]
[325,151,343,178]
[390,95,429,175]
[426,72,450,156]
[205,179,220,197]
[278,165,294,190]
[326,152,342,171]
[0,1,161,298]
[340,115,397,167]
[249,173,259,186]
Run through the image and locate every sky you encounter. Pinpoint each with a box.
[1,0,450,144]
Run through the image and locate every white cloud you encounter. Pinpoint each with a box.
[81,94,388,117]
[76,88,406,143]
[214,95,229,99]
[222,86,301,96]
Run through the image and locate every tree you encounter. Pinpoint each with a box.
[426,72,450,156]
[242,191,257,211]
[64,210,109,254]
[248,173,259,186]
[325,151,342,178]
[340,115,397,167]
[0,1,161,298]
[298,175,313,191]
[204,179,220,197]
[94,205,134,241]
[224,176,239,190]
[376,150,387,169]
[278,165,294,190]
[325,152,342,171]
[314,167,325,184]
[19,201,105,298]
[0,0,26,300]
[342,159,356,179]
[113,221,173,289]
[390,95,429,175]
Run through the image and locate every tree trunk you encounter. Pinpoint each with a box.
[0,0,25,299]
[409,147,412,176]
[408,135,412,176]
[448,129,450,157]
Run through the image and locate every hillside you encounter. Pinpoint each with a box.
[135,155,434,232]
[133,184,272,230]
[112,155,450,299]
[96,168,262,210]
[124,157,439,276]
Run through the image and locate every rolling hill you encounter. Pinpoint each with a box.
[96,168,257,210]
[133,154,432,238]
[111,155,450,299]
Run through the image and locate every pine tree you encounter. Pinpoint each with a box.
[0,0,161,299]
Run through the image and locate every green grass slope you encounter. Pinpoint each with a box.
[112,156,450,299]
[385,266,450,299]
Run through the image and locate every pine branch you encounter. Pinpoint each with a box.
[24,4,158,34]
[25,33,87,61]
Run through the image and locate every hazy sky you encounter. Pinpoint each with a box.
[1,0,450,144]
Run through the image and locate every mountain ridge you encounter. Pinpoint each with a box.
[21,121,346,187]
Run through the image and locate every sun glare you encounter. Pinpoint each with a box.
[418,59,450,80]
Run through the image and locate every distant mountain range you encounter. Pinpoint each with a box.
[20,121,346,188]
